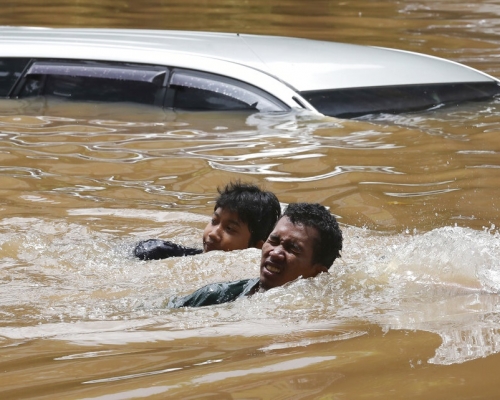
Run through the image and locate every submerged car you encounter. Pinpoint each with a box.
[1,26,499,118]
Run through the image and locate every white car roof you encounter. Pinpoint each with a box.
[0,26,497,93]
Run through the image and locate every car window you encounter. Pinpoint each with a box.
[16,61,168,106]
[20,74,162,105]
[0,58,30,97]
[301,82,500,118]
[167,70,288,112]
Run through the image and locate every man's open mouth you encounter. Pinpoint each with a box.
[265,264,281,273]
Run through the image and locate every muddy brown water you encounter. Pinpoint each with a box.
[1,1,500,399]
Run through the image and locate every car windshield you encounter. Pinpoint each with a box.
[301,82,500,118]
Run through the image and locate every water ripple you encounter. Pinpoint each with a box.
[267,165,403,182]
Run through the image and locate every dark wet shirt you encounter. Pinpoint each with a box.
[168,278,260,308]
[134,239,203,260]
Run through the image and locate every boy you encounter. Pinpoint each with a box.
[134,181,281,260]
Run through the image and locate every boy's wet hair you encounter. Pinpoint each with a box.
[214,181,281,247]
[283,202,342,268]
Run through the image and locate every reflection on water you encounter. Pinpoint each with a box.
[2,0,500,398]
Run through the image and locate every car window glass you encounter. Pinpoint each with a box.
[45,75,161,104]
[168,70,287,112]
[0,58,30,97]
[17,62,168,106]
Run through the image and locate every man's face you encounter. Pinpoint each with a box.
[259,216,327,290]
[203,207,252,252]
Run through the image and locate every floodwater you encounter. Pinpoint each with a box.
[1,1,500,399]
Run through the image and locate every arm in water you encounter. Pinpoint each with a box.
[134,239,202,260]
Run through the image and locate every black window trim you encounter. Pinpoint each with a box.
[25,62,168,84]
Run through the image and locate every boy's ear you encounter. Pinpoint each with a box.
[254,239,265,249]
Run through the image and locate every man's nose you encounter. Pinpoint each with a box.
[269,245,284,258]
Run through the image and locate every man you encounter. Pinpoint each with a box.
[168,202,343,308]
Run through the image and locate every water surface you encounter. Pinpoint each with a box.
[1,1,500,399]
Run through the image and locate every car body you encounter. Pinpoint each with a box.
[1,26,499,118]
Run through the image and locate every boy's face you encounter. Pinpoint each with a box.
[203,207,252,252]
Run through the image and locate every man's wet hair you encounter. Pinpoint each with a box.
[282,202,342,268]
[214,181,281,247]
